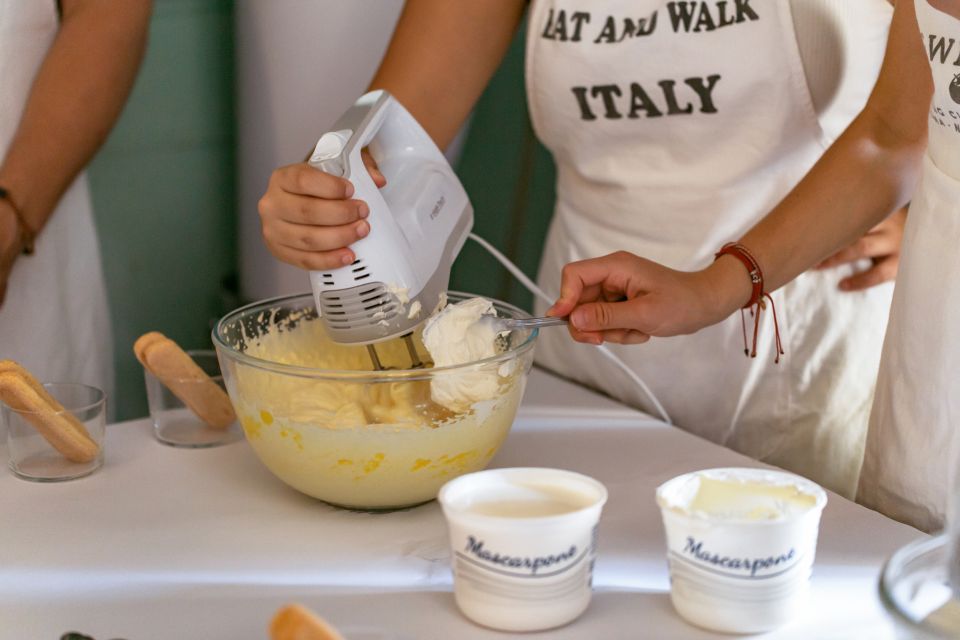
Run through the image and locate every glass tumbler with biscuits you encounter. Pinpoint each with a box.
[135,332,239,448]
[0,360,105,481]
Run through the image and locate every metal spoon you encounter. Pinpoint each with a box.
[492,316,568,331]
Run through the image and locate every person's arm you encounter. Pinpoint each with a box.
[258,0,526,271]
[368,0,527,150]
[0,0,152,304]
[549,0,931,344]
[730,1,929,294]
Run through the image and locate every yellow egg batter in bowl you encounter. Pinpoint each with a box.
[213,292,536,510]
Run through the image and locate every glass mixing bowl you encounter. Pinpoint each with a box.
[880,535,960,639]
[213,292,537,510]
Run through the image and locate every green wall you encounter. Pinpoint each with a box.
[87,0,237,421]
[87,6,553,420]
[451,27,557,312]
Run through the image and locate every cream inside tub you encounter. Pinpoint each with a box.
[658,468,822,522]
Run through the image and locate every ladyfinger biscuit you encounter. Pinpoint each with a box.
[0,360,70,414]
[270,604,346,640]
[0,360,95,432]
[0,360,86,420]
[0,366,99,463]
[135,332,236,429]
[133,331,167,367]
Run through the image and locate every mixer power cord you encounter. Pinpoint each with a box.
[467,232,673,425]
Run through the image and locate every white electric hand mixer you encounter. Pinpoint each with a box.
[308,90,474,370]
[303,91,667,422]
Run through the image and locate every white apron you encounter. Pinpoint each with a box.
[0,1,113,398]
[858,1,960,532]
[526,0,894,497]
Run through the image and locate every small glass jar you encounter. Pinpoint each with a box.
[144,349,240,448]
[4,382,106,482]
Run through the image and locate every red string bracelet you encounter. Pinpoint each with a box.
[714,242,784,364]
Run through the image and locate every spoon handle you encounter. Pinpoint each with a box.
[501,316,568,330]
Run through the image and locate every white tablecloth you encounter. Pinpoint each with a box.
[0,369,923,639]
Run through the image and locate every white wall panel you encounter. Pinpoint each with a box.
[236,0,404,299]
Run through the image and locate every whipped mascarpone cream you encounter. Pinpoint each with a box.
[422,297,507,412]
[659,469,820,522]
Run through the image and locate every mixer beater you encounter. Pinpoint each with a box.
[365,334,424,371]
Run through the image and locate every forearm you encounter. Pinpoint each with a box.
[555,117,925,343]
[368,0,526,149]
[0,0,151,234]
[752,112,922,281]
[703,0,931,318]
[705,113,925,316]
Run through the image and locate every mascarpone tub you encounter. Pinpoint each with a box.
[656,467,828,634]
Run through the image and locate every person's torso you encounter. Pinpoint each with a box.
[856,1,960,531]
[525,0,893,269]
[0,0,113,401]
[0,0,58,154]
[525,0,895,498]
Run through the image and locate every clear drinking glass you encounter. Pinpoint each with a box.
[880,431,960,637]
[880,535,959,639]
[949,435,960,595]
[4,383,105,481]
[144,349,240,448]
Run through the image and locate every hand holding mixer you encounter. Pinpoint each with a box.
[307,90,473,370]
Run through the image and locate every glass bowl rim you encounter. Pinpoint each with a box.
[878,533,954,638]
[211,291,538,382]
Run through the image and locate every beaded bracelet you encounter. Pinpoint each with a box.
[714,242,784,363]
[0,186,34,255]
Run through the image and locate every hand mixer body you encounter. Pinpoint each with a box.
[308,90,473,348]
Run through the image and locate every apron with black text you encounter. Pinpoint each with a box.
[858,0,960,532]
[526,0,893,497]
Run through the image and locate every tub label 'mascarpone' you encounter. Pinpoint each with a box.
[459,536,583,577]
[680,536,800,578]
